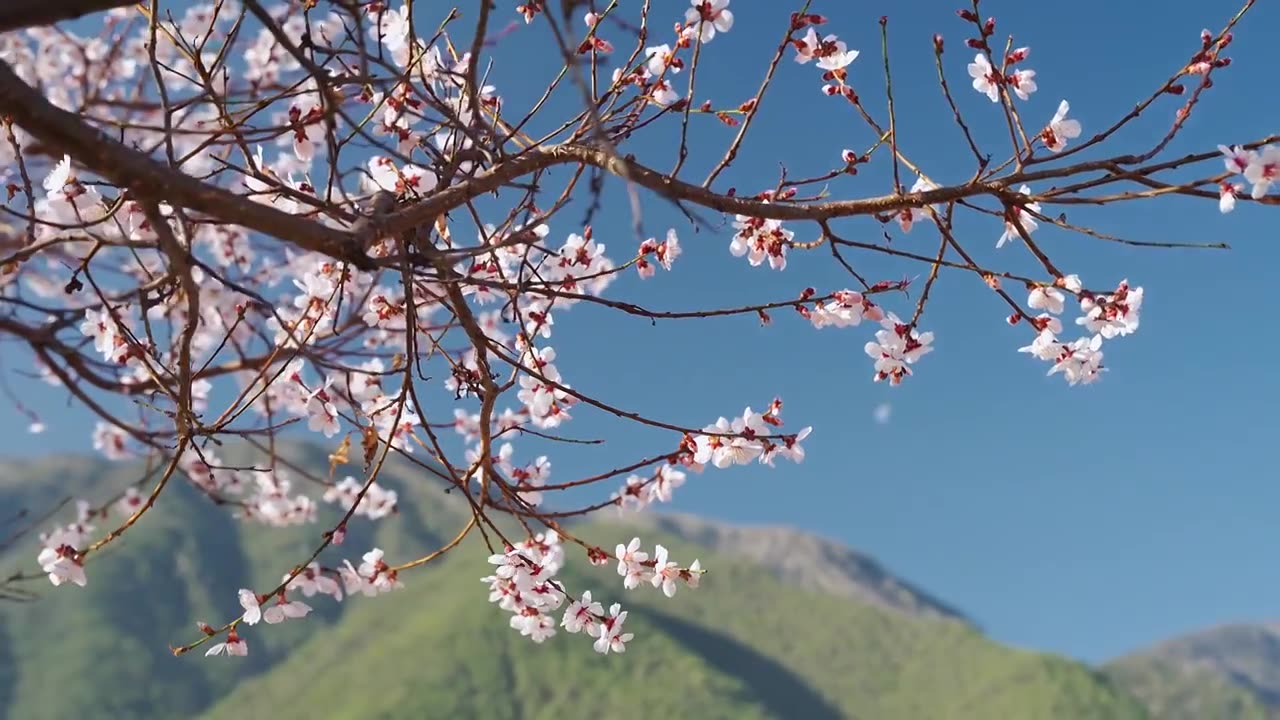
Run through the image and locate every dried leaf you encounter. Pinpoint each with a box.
[361,424,379,472]
[328,435,350,478]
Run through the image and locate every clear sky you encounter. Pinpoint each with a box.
[3,0,1278,664]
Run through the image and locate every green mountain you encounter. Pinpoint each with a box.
[0,444,1175,718]
[1104,623,1280,720]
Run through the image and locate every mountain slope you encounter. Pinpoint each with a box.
[1105,623,1280,720]
[200,517,1146,720]
[630,511,970,625]
[1,445,1149,719]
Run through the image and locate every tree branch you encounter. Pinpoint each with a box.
[0,0,135,33]
[380,143,1102,237]
[0,60,370,268]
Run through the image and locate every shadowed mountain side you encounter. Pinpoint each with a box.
[638,605,847,720]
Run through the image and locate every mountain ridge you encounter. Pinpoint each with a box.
[1104,621,1280,719]
[624,510,971,626]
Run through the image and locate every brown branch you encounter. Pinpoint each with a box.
[380,141,1200,237]
[0,60,369,268]
[0,0,135,33]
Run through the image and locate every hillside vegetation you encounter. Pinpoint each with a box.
[0,444,1222,719]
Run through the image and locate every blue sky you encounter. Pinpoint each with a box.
[3,0,1279,664]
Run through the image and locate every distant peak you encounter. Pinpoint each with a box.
[622,511,972,626]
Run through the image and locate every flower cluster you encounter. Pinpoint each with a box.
[612,465,688,513]
[608,0,734,106]
[891,176,942,232]
[807,289,886,329]
[1017,275,1143,386]
[483,532,569,645]
[685,402,811,469]
[339,548,404,598]
[34,501,98,587]
[203,627,248,657]
[237,469,318,528]
[864,314,936,385]
[1218,144,1279,212]
[794,28,857,71]
[967,46,1036,103]
[998,185,1042,249]
[322,477,399,520]
[730,215,793,271]
[1041,100,1082,154]
[515,345,577,429]
[684,0,735,44]
[464,441,552,507]
[614,537,702,599]
[481,532,701,654]
[785,15,860,98]
[37,534,87,588]
[205,547,392,657]
[38,154,108,235]
[238,587,312,627]
[636,229,682,279]
[284,562,344,602]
